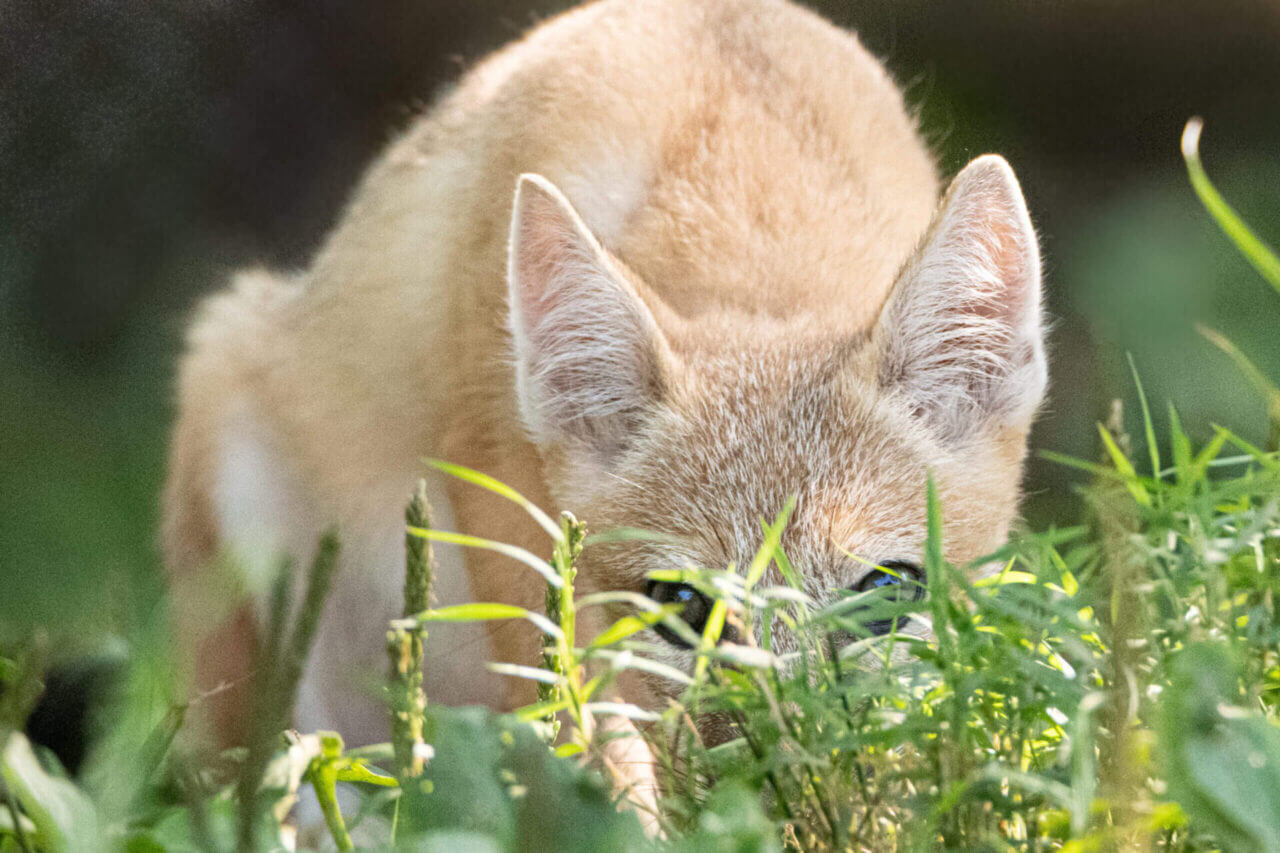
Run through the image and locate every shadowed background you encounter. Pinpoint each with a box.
[2,0,1278,645]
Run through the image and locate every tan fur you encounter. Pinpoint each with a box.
[164,0,1045,758]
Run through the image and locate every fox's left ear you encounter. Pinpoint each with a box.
[506,174,674,460]
[874,155,1047,440]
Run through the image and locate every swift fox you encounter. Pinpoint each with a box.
[164,0,1047,752]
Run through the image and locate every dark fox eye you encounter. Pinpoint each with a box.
[854,562,924,594]
[849,561,925,635]
[646,581,712,648]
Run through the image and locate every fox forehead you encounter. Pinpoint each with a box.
[583,337,940,595]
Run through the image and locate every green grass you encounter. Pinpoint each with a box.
[2,126,1279,852]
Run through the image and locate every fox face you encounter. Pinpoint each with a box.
[507,156,1046,706]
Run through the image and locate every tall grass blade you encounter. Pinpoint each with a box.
[408,527,563,588]
[1097,422,1152,505]
[1198,324,1280,450]
[744,496,796,590]
[237,529,341,852]
[1128,353,1161,479]
[1181,117,1280,295]
[426,459,562,542]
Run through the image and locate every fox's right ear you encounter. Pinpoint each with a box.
[873,155,1047,441]
[506,174,673,459]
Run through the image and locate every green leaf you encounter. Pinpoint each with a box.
[693,596,730,683]
[1168,404,1193,478]
[425,459,563,542]
[645,568,695,583]
[590,649,694,686]
[575,590,663,612]
[581,527,687,548]
[772,544,803,591]
[553,742,584,759]
[708,643,780,670]
[588,611,666,649]
[1190,426,1231,482]
[1214,426,1279,467]
[1198,325,1280,448]
[581,702,661,722]
[744,496,796,590]
[344,743,395,763]
[923,475,954,664]
[408,603,562,639]
[413,602,528,621]
[1128,353,1162,479]
[972,570,1037,588]
[405,706,646,850]
[1160,644,1280,852]
[486,662,560,685]
[513,697,574,723]
[1182,118,1280,296]
[1040,449,1137,483]
[333,761,399,788]
[1,732,99,852]
[407,527,562,588]
[1097,422,1152,505]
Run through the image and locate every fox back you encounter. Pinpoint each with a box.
[164,0,1046,754]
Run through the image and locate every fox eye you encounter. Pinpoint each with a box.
[853,561,924,594]
[848,561,925,635]
[646,581,712,648]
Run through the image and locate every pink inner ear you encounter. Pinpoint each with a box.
[506,175,670,449]
[991,193,1039,319]
[929,161,1041,349]
[966,206,1035,329]
[512,184,597,329]
[877,156,1045,434]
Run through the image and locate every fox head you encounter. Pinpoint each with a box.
[505,157,1046,708]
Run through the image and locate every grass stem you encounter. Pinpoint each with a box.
[236,529,341,852]
[389,481,432,780]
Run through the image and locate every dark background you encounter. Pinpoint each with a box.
[3,0,1279,646]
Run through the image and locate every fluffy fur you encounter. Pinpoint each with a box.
[164,0,1046,763]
